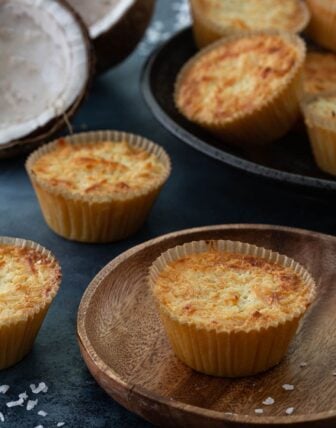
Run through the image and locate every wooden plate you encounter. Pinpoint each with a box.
[77,224,336,427]
[141,28,336,195]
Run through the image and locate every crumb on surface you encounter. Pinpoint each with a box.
[263,397,275,406]
[26,399,38,411]
[30,382,48,394]
[0,385,9,394]
[282,384,294,391]
[286,407,295,415]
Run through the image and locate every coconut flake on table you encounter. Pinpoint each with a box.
[254,408,264,414]
[172,0,191,31]
[30,382,48,394]
[6,391,28,407]
[300,362,307,367]
[38,410,47,417]
[262,397,275,406]
[6,397,25,408]
[138,0,191,56]
[0,412,4,423]
[26,399,38,411]
[57,423,65,427]
[285,407,295,415]
[34,425,44,428]
[282,384,295,391]
[0,385,9,394]
[19,392,28,400]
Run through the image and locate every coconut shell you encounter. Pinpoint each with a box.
[0,0,94,158]
[67,0,155,73]
[95,0,155,72]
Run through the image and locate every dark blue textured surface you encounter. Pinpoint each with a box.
[1,2,336,427]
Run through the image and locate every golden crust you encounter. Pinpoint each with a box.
[153,250,312,331]
[304,52,336,95]
[0,244,61,325]
[30,138,166,196]
[304,94,336,123]
[306,0,336,53]
[175,34,301,125]
[191,0,309,33]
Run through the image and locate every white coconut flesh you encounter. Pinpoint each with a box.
[0,0,89,146]
[67,0,134,38]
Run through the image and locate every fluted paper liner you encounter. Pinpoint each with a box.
[149,240,316,377]
[26,131,171,243]
[306,0,336,53]
[301,92,336,176]
[189,0,311,48]
[174,30,306,146]
[0,237,61,370]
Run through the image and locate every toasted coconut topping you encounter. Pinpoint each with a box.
[31,139,166,196]
[176,34,302,124]
[305,95,336,119]
[304,52,336,95]
[0,244,60,324]
[192,0,308,33]
[153,251,312,330]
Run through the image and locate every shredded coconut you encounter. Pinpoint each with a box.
[19,392,28,400]
[262,397,275,406]
[172,0,191,31]
[30,383,48,394]
[38,410,47,417]
[138,0,191,56]
[254,408,263,414]
[6,398,25,408]
[286,407,295,415]
[0,385,9,394]
[282,384,295,391]
[0,412,4,423]
[34,425,44,428]
[300,362,307,367]
[57,423,65,427]
[27,399,38,411]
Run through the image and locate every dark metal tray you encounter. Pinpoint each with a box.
[141,27,336,194]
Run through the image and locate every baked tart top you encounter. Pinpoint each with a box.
[152,249,314,331]
[191,0,310,33]
[30,139,168,197]
[175,32,305,125]
[0,242,60,325]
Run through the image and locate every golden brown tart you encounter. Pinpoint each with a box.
[175,31,306,146]
[190,0,310,48]
[306,0,336,53]
[26,131,171,243]
[0,237,61,369]
[149,240,316,377]
[302,94,336,176]
[304,51,336,95]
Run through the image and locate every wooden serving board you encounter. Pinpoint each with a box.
[77,224,336,427]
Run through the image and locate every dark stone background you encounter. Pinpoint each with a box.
[0,1,335,427]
